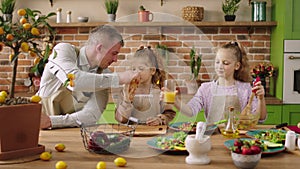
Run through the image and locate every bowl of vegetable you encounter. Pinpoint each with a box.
[230,138,264,169]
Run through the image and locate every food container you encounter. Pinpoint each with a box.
[77,16,89,23]
[181,6,204,22]
[80,123,135,154]
[231,151,261,169]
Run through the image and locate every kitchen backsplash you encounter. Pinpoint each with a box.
[0,24,271,93]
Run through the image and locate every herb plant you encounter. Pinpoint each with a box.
[105,0,119,14]
[0,0,15,14]
[222,0,241,16]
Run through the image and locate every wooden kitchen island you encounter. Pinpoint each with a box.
[1,125,299,169]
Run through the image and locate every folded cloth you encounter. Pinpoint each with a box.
[287,126,300,134]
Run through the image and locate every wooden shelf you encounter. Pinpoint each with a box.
[50,21,277,28]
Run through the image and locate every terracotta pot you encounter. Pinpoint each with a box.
[0,103,44,160]
[138,11,153,22]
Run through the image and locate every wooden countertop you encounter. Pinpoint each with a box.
[49,21,277,28]
[2,125,299,169]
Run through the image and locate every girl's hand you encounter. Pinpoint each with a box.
[146,116,162,126]
[252,81,265,100]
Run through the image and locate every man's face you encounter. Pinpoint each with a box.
[98,42,122,69]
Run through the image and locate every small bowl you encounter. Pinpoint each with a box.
[231,151,261,169]
[77,16,89,23]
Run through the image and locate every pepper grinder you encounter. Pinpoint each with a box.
[66,11,72,23]
[285,130,296,151]
[56,8,62,23]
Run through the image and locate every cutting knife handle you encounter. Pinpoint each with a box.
[275,122,288,129]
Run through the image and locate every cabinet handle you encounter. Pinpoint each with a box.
[288,56,300,60]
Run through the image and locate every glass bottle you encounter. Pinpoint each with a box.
[221,107,239,138]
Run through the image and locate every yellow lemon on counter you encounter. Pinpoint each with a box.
[96,161,106,169]
[114,157,127,167]
[55,143,66,152]
[40,151,52,161]
[0,91,8,98]
[0,95,5,103]
[17,9,26,16]
[30,95,41,103]
[55,161,67,169]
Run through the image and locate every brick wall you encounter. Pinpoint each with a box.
[0,25,271,93]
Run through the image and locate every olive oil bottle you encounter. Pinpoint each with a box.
[221,107,239,138]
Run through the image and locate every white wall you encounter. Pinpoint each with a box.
[15,0,272,22]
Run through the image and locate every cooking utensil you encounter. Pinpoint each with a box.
[240,92,255,116]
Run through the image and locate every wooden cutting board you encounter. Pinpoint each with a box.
[98,124,168,136]
[133,125,167,136]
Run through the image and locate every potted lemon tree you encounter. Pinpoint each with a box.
[0,8,55,160]
[222,0,241,21]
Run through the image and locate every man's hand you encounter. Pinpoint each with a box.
[40,113,52,129]
[118,71,141,85]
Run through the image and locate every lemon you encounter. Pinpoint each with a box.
[55,143,66,152]
[114,157,127,167]
[23,23,31,30]
[96,161,106,169]
[56,161,67,169]
[0,27,4,35]
[67,73,75,80]
[297,122,300,129]
[6,34,14,41]
[21,42,29,52]
[34,57,41,65]
[0,95,5,103]
[30,95,41,103]
[174,146,186,151]
[29,50,37,57]
[0,91,8,98]
[20,17,27,24]
[31,27,40,36]
[40,151,52,161]
[17,9,26,16]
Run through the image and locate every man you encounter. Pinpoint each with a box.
[38,25,139,129]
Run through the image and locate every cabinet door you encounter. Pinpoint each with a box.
[263,105,282,125]
[282,105,300,125]
[285,0,300,39]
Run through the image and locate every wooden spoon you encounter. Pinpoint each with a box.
[240,92,255,117]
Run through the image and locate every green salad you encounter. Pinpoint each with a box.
[156,131,187,150]
[254,130,286,143]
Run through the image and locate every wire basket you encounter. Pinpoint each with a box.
[80,123,135,154]
[181,6,204,22]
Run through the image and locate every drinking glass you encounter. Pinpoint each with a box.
[164,79,176,104]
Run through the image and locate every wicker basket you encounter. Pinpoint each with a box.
[80,123,135,154]
[182,6,204,22]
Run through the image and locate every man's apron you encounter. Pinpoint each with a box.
[206,81,241,124]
